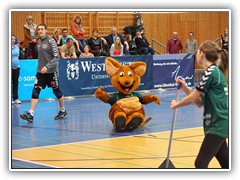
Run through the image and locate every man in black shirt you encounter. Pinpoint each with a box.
[134,29,154,55]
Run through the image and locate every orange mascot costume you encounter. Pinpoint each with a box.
[95,57,161,132]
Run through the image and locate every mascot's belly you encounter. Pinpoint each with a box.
[116,97,142,113]
[108,97,145,121]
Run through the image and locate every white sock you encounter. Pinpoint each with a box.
[29,110,34,116]
[60,107,65,112]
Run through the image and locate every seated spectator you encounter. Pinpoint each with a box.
[135,29,154,55]
[17,40,26,59]
[109,36,123,56]
[52,28,62,47]
[79,45,94,58]
[102,26,129,55]
[126,34,137,55]
[59,38,77,59]
[88,29,108,57]
[60,28,81,57]
[71,14,87,52]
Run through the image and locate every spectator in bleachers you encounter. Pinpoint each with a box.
[135,29,154,55]
[12,33,25,59]
[59,38,77,59]
[109,36,123,56]
[52,28,62,47]
[185,32,198,54]
[71,14,87,52]
[126,34,137,55]
[102,26,129,55]
[88,29,108,57]
[166,32,183,54]
[60,28,81,57]
[17,40,25,59]
[11,34,22,104]
[23,15,38,59]
[220,28,229,52]
[79,45,94,58]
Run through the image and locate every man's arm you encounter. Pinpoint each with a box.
[45,38,59,72]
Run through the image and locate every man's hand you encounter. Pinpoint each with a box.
[41,66,48,74]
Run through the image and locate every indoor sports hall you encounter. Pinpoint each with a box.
[10,10,230,170]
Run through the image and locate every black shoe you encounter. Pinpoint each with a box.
[55,110,67,120]
[115,116,126,132]
[20,112,33,122]
[126,116,143,131]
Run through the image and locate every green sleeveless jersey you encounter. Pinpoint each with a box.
[196,64,228,138]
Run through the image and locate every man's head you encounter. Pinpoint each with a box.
[66,38,74,48]
[37,24,48,38]
[136,29,141,37]
[111,26,117,36]
[172,32,178,40]
[62,28,68,37]
[189,32,194,39]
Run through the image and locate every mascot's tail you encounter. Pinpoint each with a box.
[139,117,152,127]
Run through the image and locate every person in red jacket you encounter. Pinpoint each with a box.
[166,31,183,54]
[71,14,87,52]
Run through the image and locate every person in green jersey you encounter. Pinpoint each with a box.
[171,40,229,168]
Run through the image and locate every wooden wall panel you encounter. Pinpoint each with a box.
[141,12,229,69]
[11,11,43,40]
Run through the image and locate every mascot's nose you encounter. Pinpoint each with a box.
[125,80,130,85]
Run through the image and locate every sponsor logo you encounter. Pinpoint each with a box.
[67,60,79,80]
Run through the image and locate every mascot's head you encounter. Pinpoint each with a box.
[105,57,146,95]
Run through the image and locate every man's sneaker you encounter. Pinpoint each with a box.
[14,99,22,104]
[20,112,33,122]
[55,110,67,120]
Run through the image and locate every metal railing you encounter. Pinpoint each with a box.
[152,38,166,54]
[214,37,221,43]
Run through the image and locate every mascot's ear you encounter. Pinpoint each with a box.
[129,62,146,77]
[105,57,122,77]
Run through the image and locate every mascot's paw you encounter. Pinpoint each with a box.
[95,86,105,98]
[95,86,109,103]
[144,94,161,105]
[153,95,161,105]
[126,116,143,131]
[115,116,126,132]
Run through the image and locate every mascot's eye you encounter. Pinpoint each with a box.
[119,72,125,77]
[128,71,132,76]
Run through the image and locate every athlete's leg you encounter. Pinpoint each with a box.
[50,72,67,120]
[215,140,229,168]
[195,134,227,168]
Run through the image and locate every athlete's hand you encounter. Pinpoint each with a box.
[170,100,177,109]
[41,66,48,74]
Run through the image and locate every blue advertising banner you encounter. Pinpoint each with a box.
[153,54,195,89]
[17,54,194,100]
[58,55,153,96]
[18,60,55,100]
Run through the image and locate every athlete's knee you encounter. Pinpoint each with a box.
[32,86,41,99]
[53,87,63,99]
